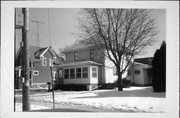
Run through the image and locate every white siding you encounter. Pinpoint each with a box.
[105,58,117,83]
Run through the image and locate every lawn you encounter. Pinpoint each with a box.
[15,86,165,112]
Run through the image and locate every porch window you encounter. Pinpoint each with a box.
[64,69,69,79]
[42,57,47,66]
[59,70,63,78]
[82,67,88,78]
[92,67,97,77]
[70,68,75,79]
[76,68,81,78]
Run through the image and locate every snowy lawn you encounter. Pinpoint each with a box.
[22,86,165,112]
[15,103,51,112]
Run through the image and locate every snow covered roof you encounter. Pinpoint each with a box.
[55,61,102,68]
[62,43,95,53]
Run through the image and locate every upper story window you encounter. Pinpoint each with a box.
[42,57,47,66]
[74,52,78,61]
[49,58,55,66]
[90,49,94,59]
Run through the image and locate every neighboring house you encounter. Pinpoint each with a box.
[126,57,153,86]
[15,45,63,89]
[55,43,128,91]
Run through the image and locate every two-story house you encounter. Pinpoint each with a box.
[15,45,63,89]
[55,43,127,91]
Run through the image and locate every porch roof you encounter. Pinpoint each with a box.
[134,62,152,68]
[54,61,103,68]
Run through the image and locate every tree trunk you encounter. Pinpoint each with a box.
[117,66,123,91]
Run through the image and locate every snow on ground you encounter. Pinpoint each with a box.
[15,103,50,112]
[27,86,165,112]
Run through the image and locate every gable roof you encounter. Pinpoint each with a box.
[62,43,95,53]
[16,45,59,61]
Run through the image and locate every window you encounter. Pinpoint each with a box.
[113,67,117,75]
[70,68,75,79]
[49,58,55,66]
[64,69,69,79]
[59,70,63,78]
[90,49,94,59]
[82,67,88,78]
[92,67,97,77]
[42,57,47,66]
[135,70,140,74]
[76,68,81,78]
[74,52,78,61]
[29,62,34,68]
[33,70,39,76]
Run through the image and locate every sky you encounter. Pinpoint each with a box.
[16,8,165,57]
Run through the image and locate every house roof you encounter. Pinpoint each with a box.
[134,57,153,66]
[16,45,60,62]
[54,61,102,68]
[62,43,95,53]
[134,62,152,68]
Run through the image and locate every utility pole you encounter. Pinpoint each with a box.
[50,65,55,109]
[22,8,30,111]
[30,20,45,47]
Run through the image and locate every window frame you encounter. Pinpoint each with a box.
[76,67,82,78]
[42,57,47,66]
[70,68,75,79]
[49,58,54,66]
[90,49,95,59]
[64,69,69,79]
[92,66,98,78]
[59,69,63,78]
[74,51,78,61]
[82,67,88,78]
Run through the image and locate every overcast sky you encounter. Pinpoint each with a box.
[16,8,165,58]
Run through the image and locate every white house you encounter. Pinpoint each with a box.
[55,43,128,90]
[126,57,153,86]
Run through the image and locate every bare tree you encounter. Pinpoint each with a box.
[78,9,158,91]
